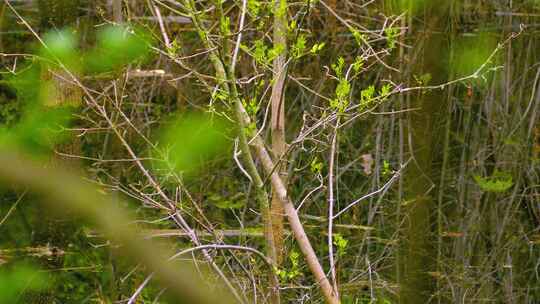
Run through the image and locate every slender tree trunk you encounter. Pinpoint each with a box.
[398,3,449,303]
[270,0,288,272]
[269,1,288,303]
[112,0,122,23]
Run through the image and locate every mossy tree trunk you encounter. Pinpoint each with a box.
[398,2,449,303]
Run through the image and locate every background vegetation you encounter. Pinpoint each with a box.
[0,0,539,303]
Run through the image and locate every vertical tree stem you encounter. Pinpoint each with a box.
[327,118,340,296]
[183,1,338,302]
[270,0,288,290]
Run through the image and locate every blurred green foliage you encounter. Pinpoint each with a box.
[157,113,232,175]
[85,26,153,74]
[0,67,73,155]
[0,263,47,302]
[0,24,159,303]
[40,29,81,72]
[0,25,153,156]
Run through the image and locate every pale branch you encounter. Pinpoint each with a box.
[129,244,273,304]
[250,133,340,304]
[327,119,339,296]
[269,1,289,302]
[332,159,410,219]
[181,1,339,302]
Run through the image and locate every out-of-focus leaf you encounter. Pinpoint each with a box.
[7,65,40,108]
[85,25,152,73]
[0,264,47,302]
[1,66,74,154]
[40,29,80,72]
[0,106,73,154]
[157,113,231,175]
[1,29,81,155]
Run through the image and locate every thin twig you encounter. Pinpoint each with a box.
[333,159,411,219]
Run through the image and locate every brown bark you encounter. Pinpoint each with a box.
[183,1,339,300]
[398,3,449,303]
[237,98,340,303]
[270,0,288,269]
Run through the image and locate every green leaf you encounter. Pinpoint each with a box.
[40,29,80,71]
[268,43,285,62]
[333,233,349,256]
[382,160,392,177]
[0,264,47,302]
[351,29,364,46]
[157,113,231,175]
[352,56,364,73]
[332,78,351,112]
[253,39,268,64]
[336,79,351,100]
[310,42,325,55]
[220,16,231,36]
[248,0,262,16]
[359,85,375,109]
[473,170,514,193]
[384,27,400,49]
[331,57,345,77]
[310,157,323,174]
[85,25,152,73]
[292,34,307,59]
[380,83,392,99]
[0,66,74,155]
